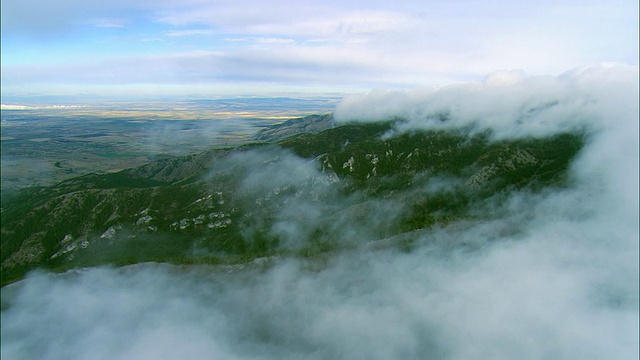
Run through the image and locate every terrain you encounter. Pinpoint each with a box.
[0,115,584,286]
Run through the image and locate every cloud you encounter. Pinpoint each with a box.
[89,18,128,28]
[164,29,215,37]
[1,266,243,359]
[3,0,637,95]
[254,37,295,45]
[208,148,405,250]
[153,0,638,74]
[2,64,638,359]
[335,64,639,138]
[1,47,417,89]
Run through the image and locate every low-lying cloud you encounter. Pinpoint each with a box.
[335,64,638,139]
[2,65,638,359]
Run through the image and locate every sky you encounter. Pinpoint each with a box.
[1,0,638,98]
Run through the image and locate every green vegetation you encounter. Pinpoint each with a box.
[0,119,586,286]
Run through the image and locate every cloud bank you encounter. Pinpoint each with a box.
[2,65,638,359]
[336,64,638,138]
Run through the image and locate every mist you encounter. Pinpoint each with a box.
[335,65,638,139]
[2,65,638,359]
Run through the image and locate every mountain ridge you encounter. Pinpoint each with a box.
[0,115,585,286]
[254,113,334,142]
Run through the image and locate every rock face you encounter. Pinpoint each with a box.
[0,118,584,285]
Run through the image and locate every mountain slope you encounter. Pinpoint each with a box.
[254,114,334,142]
[0,119,585,285]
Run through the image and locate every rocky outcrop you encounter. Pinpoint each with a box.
[1,121,584,286]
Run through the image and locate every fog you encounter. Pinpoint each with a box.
[335,65,637,140]
[2,65,638,359]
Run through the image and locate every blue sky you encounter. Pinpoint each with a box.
[1,0,638,99]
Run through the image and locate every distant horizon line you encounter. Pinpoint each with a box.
[0,94,347,108]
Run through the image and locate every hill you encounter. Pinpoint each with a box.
[0,118,585,285]
[254,113,334,142]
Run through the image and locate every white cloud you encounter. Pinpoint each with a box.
[2,63,638,359]
[2,46,432,89]
[253,37,295,45]
[2,0,637,94]
[335,64,638,138]
[165,29,215,37]
[88,18,127,28]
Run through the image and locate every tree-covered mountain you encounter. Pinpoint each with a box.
[0,116,585,286]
